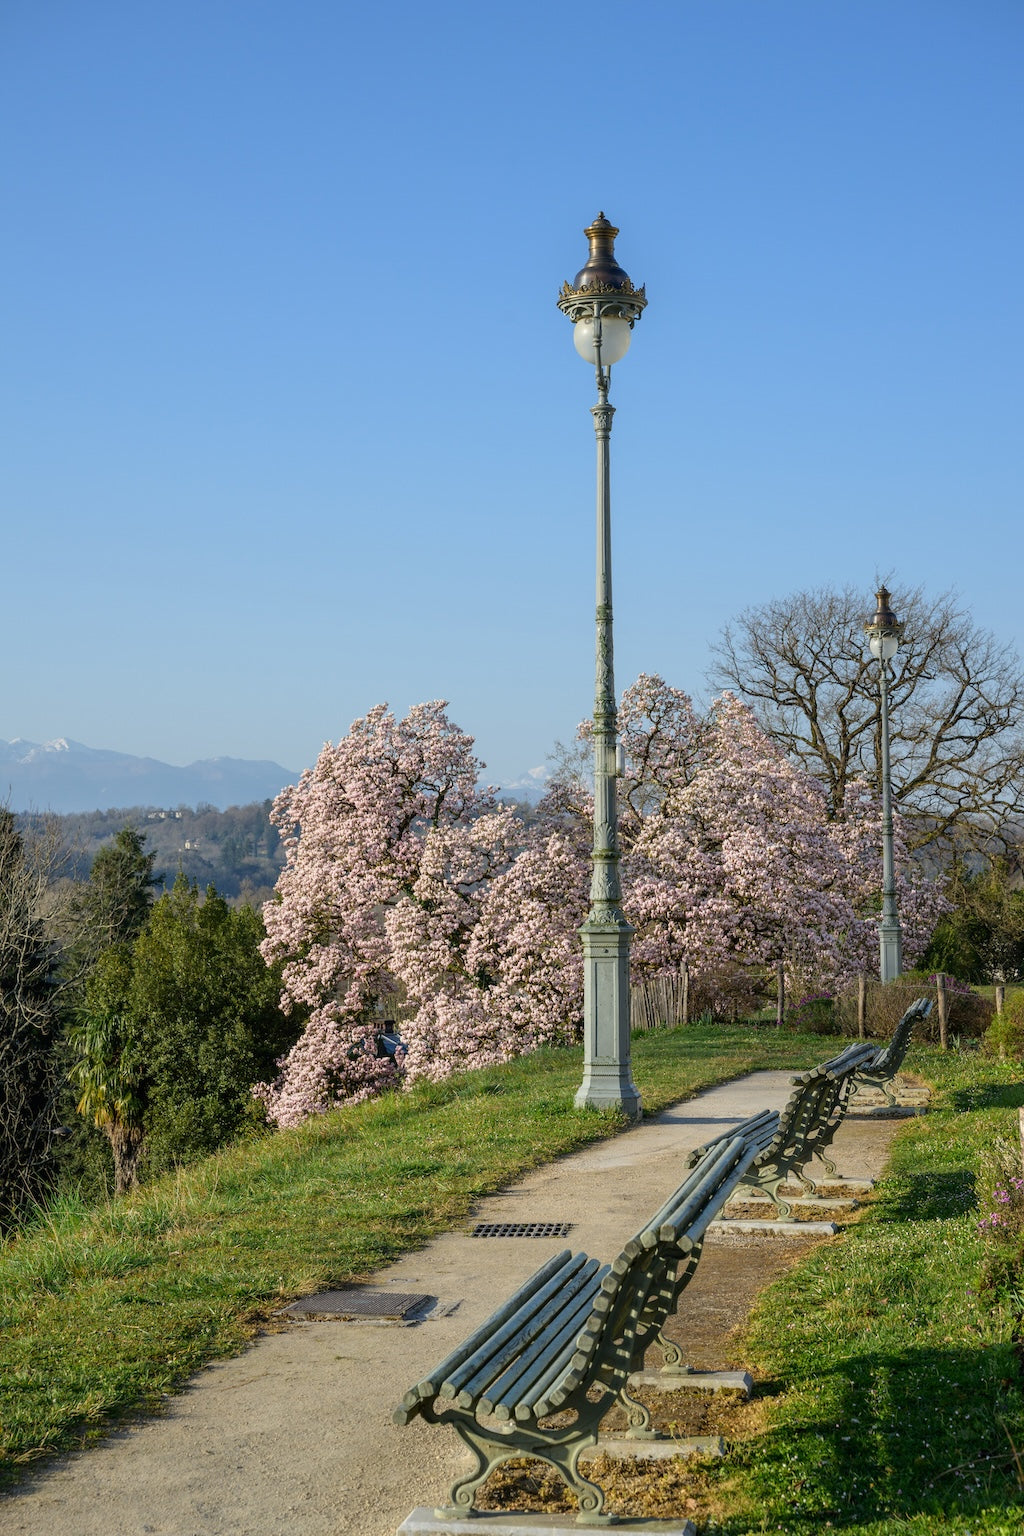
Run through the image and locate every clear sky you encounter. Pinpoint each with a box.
[3,1,1021,788]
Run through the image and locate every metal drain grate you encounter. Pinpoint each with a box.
[282,1289,431,1321]
[471,1221,575,1239]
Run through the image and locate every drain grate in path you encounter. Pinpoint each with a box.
[282,1289,431,1321]
[471,1221,574,1239]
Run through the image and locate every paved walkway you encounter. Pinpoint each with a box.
[1,1072,893,1536]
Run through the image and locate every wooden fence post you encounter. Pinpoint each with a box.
[857,973,866,1040]
[936,972,948,1051]
[630,970,701,1031]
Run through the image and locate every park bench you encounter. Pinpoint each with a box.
[851,997,932,1108]
[393,1110,778,1524]
[700,1041,878,1220]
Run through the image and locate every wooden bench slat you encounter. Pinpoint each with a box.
[481,1276,609,1418]
[515,1270,642,1418]
[651,1135,756,1245]
[645,1129,765,1240]
[402,1247,579,1409]
[684,1109,782,1171]
[523,1311,614,1420]
[812,1043,877,1078]
[447,1254,603,1407]
[678,1156,770,1246]
[539,1250,674,1416]
[630,1141,744,1252]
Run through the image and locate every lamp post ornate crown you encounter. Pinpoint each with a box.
[864,585,904,982]
[558,215,645,1119]
[558,213,648,320]
[864,586,904,660]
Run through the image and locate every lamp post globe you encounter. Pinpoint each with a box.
[864,586,905,983]
[558,215,646,1118]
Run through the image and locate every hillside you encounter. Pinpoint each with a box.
[20,801,286,905]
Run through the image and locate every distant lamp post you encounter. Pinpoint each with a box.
[865,586,905,982]
[558,214,646,1118]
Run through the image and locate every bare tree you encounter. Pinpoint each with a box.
[712,585,1024,856]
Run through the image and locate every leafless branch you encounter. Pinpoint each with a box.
[712,584,1024,856]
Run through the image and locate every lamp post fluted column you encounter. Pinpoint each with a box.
[558,215,646,1118]
[865,586,904,983]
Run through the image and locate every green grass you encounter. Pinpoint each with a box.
[0,1022,825,1488]
[701,1044,1024,1535]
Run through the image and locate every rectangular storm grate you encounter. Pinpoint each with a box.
[282,1289,431,1321]
[471,1221,575,1239]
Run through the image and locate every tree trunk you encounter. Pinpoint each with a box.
[776,960,785,1028]
[857,973,867,1040]
[935,973,948,1051]
[996,983,1006,1016]
[681,960,689,1026]
[106,1122,144,1196]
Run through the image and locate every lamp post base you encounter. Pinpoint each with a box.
[879,919,903,984]
[576,917,642,1119]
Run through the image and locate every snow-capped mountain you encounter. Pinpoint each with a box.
[494,766,552,804]
[0,738,298,814]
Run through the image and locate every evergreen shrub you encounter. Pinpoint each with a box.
[982,989,1024,1061]
[784,993,838,1034]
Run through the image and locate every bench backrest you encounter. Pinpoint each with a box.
[762,1041,876,1165]
[869,997,932,1077]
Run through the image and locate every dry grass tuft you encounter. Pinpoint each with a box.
[476,1386,770,1521]
[477,1451,714,1520]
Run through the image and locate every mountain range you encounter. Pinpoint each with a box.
[493,766,551,804]
[0,738,298,815]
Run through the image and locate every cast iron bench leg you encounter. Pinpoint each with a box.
[619,1381,655,1437]
[425,1399,616,1525]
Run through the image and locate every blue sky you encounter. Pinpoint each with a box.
[2,1,1021,788]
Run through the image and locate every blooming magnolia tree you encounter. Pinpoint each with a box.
[465,830,588,1053]
[628,694,865,989]
[385,807,524,1081]
[256,702,495,1124]
[383,825,588,1083]
[256,704,590,1124]
[544,678,944,1002]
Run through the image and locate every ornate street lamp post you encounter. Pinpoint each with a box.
[558,215,646,1117]
[865,586,905,983]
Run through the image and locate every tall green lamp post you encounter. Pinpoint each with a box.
[558,214,646,1117]
[865,586,905,982]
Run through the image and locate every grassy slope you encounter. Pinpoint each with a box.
[0,1023,824,1488]
[705,1045,1024,1536]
